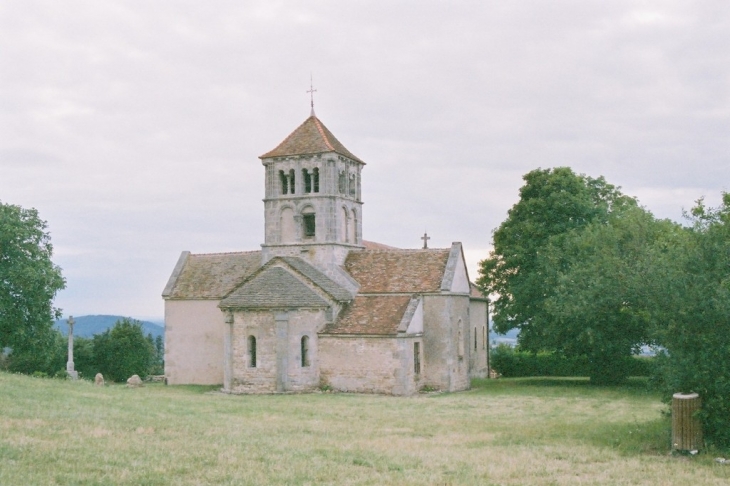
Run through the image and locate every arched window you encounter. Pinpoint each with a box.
[338,170,346,194]
[303,169,312,193]
[279,170,288,195]
[414,342,421,375]
[313,168,320,193]
[289,169,296,194]
[474,327,477,351]
[248,336,257,368]
[301,335,310,367]
[302,207,315,238]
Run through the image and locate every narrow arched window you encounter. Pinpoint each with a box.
[302,207,316,238]
[248,336,257,368]
[474,327,477,351]
[289,169,296,194]
[279,170,288,195]
[303,169,312,193]
[414,342,421,375]
[301,335,310,367]
[313,168,319,193]
[338,170,346,194]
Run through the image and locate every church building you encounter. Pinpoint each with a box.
[162,110,489,395]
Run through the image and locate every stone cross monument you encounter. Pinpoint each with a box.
[66,316,78,380]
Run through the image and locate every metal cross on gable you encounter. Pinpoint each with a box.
[307,74,317,116]
[421,232,430,249]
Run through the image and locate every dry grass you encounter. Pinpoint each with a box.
[1,373,728,485]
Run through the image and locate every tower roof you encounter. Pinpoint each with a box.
[260,115,364,163]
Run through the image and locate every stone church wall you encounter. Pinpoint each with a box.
[164,300,225,385]
[318,336,421,395]
[468,299,489,379]
[422,294,471,392]
[230,309,324,393]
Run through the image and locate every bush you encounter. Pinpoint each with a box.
[93,318,155,382]
[647,194,730,447]
[7,329,66,376]
[491,344,655,379]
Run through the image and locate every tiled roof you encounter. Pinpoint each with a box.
[163,251,261,299]
[344,249,451,293]
[324,295,412,335]
[362,240,398,250]
[259,115,364,163]
[470,283,487,300]
[220,267,329,309]
[280,257,353,302]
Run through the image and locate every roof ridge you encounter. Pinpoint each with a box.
[360,248,450,253]
[190,250,261,257]
[312,116,335,151]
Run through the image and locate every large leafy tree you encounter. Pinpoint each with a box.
[478,168,643,383]
[479,168,633,339]
[0,202,66,368]
[539,206,675,384]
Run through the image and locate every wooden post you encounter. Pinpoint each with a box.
[672,393,702,451]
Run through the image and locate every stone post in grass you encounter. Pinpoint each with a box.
[66,316,78,380]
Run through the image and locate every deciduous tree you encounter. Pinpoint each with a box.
[0,202,65,371]
[539,206,675,384]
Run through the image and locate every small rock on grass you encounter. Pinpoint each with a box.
[126,375,143,387]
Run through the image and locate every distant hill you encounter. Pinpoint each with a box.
[54,315,164,339]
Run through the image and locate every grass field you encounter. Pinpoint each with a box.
[1,372,729,485]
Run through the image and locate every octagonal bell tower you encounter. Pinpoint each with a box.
[259,113,365,267]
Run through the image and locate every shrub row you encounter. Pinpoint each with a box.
[490,344,655,378]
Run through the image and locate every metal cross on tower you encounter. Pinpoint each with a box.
[421,232,430,249]
[307,74,317,116]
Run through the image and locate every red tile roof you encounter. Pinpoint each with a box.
[344,249,451,293]
[260,115,363,163]
[324,295,412,335]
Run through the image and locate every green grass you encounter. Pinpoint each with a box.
[1,373,728,485]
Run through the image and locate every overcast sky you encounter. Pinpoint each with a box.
[2,1,728,320]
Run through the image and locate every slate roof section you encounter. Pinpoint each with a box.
[259,115,364,163]
[280,257,353,302]
[362,240,398,250]
[220,267,329,309]
[470,283,488,300]
[344,249,451,293]
[323,295,412,335]
[163,251,261,299]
